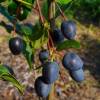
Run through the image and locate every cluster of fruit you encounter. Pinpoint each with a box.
[51,20,76,44]
[8,20,76,55]
[35,50,59,97]
[7,0,34,21]
[8,39,59,97]
[0,0,85,98]
[51,20,84,82]
[35,50,84,97]
[8,19,84,97]
[34,20,84,97]
[62,52,84,82]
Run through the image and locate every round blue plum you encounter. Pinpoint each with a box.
[9,37,24,55]
[70,69,84,82]
[61,20,76,40]
[39,50,49,63]
[35,76,51,97]
[42,61,59,84]
[62,52,83,71]
[52,29,64,43]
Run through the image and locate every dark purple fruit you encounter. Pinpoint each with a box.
[9,37,24,55]
[61,20,76,40]
[35,76,51,97]
[39,50,49,63]
[62,52,83,71]
[70,69,84,82]
[42,61,59,84]
[52,28,64,43]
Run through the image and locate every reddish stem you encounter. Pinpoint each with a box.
[12,26,16,36]
[49,31,53,47]
[36,0,44,24]
[56,3,66,21]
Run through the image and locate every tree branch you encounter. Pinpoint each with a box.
[56,3,66,20]
[36,0,44,24]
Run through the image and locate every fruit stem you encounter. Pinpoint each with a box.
[13,27,16,36]
[12,19,17,37]
[47,0,56,100]
[36,0,44,25]
[49,30,55,48]
[16,0,32,8]
[56,3,66,21]
[47,0,56,50]
[47,83,55,100]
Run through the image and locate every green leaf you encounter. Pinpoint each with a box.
[16,0,34,10]
[0,5,15,23]
[1,73,24,94]
[21,25,33,36]
[30,24,44,41]
[0,65,10,74]
[25,0,35,4]
[22,39,33,70]
[33,28,48,49]
[0,65,24,94]
[22,23,48,70]
[57,0,72,4]
[42,0,48,20]
[56,40,81,51]
[55,1,73,18]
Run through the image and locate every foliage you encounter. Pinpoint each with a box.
[0,64,24,94]
[60,0,100,23]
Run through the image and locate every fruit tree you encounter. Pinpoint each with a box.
[0,0,85,99]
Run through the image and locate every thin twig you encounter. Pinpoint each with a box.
[47,1,56,99]
[36,0,44,24]
[56,3,66,21]
[11,19,17,37]
[49,31,55,48]
[16,0,32,7]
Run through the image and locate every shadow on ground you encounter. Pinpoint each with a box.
[79,34,100,84]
